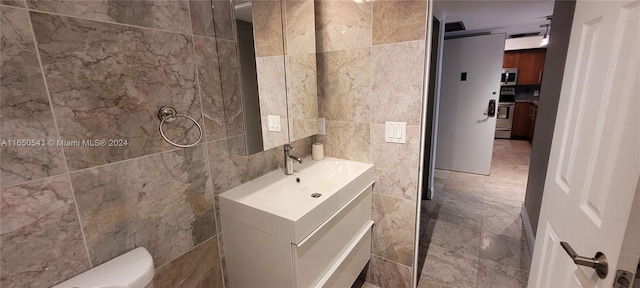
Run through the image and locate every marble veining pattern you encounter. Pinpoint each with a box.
[420,244,479,288]
[283,0,315,56]
[1,7,67,187]
[69,144,216,267]
[194,36,227,142]
[418,140,532,288]
[314,0,371,53]
[153,236,223,287]
[217,40,245,140]
[425,219,482,257]
[26,0,192,34]
[480,232,530,270]
[0,175,90,288]
[481,199,525,239]
[207,140,279,192]
[0,0,24,7]
[0,1,294,287]
[372,194,416,267]
[252,1,284,57]
[207,139,278,232]
[286,53,318,141]
[317,48,371,123]
[322,121,370,163]
[370,124,421,200]
[256,55,289,149]
[189,0,216,38]
[477,258,529,288]
[31,12,202,171]
[212,0,234,40]
[366,255,412,288]
[371,41,425,125]
[313,2,428,283]
[372,0,427,45]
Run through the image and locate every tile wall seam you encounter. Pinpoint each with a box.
[0,3,24,9]
[316,46,372,54]
[324,119,370,125]
[192,33,217,41]
[216,38,236,44]
[368,0,377,278]
[368,0,373,165]
[371,254,412,270]
[373,189,418,202]
[24,8,93,268]
[24,8,195,37]
[188,4,211,149]
[152,233,220,271]
[63,143,208,176]
[185,4,228,285]
[371,39,425,49]
[215,231,227,288]
[0,173,67,189]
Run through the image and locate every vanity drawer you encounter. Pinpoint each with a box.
[318,223,372,288]
[292,184,373,288]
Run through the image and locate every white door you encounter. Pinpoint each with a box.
[435,34,504,175]
[528,0,639,287]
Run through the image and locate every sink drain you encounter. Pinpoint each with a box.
[311,193,322,198]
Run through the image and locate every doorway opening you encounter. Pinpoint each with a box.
[414,0,579,287]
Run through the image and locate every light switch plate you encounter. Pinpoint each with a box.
[267,115,281,132]
[318,118,326,135]
[385,121,406,144]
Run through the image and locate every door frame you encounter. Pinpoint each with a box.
[412,0,445,286]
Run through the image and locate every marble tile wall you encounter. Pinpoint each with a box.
[252,1,290,150]
[314,0,428,287]
[254,0,319,147]
[0,1,282,287]
[283,0,318,142]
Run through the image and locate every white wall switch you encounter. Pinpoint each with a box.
[385,121,406,143]
[318,118,326,135]
[267,115,281,132]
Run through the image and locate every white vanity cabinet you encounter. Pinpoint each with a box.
[222,183,373,288]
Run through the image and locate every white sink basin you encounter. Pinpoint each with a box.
[219,157,374,244]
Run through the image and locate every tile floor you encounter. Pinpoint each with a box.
[352,139,532,288]
[417,139,533,288]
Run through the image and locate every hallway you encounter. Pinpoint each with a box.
[418,139,533,288]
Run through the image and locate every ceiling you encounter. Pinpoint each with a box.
[437,0,555,38]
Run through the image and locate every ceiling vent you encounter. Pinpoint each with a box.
[445,21,466,33]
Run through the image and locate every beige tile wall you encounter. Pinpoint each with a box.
[315,0,428,287]
[0,1,288,287]
[1,0,429,286]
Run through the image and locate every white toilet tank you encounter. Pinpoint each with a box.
[52,247,154,288]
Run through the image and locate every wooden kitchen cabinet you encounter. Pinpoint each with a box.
[503,52,520,68]
[512,102,530,138]
[516,49,546,85]
[502,49,546,85]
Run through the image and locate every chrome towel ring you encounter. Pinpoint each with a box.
[158,106,203,148]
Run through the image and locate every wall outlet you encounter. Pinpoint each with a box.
[318,118,326,135]
[385,121,406,144]
[267,115,281,132]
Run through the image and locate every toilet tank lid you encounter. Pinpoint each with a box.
[52,247,154,288]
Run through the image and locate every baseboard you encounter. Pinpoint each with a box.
[520,204,536,254]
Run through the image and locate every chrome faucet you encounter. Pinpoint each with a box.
[284,144,303,175]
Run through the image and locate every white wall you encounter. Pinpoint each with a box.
[505,36,546,51]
